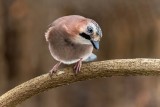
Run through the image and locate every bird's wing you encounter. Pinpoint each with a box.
[83,53,97,62]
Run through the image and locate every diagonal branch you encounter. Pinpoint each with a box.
[0,58,160,107]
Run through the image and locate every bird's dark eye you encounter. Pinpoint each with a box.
[87,26,93,34]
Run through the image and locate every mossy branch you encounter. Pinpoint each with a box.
[0,58,160,107]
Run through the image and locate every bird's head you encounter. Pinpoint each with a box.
[77,19,102,49]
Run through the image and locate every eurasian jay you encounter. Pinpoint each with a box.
[45,15,102,75]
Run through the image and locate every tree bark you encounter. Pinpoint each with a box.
[0,58,160,107]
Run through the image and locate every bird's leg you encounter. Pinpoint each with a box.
[49,62,62,76]
[73,58,83,74]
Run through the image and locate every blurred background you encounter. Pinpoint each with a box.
[0,0,160,107]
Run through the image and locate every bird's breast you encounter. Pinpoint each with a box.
[49,36,93,64]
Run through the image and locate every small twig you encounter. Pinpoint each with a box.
[0,58,160,107]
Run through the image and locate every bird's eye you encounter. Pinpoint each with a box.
[87,26,93,34]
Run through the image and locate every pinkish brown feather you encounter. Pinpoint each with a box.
[45,15,89,41]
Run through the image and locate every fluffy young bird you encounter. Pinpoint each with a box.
[45,15,102,75]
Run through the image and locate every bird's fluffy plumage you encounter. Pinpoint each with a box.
[45,15,102,65]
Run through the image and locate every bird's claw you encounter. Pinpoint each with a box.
[49,69,57,77]
[73,59,82,74]
[49,62,61,77]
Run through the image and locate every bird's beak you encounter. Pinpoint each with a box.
[90,40,99,50]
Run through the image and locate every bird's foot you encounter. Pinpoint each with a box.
[49,62,61,77]
[73,58,82,74]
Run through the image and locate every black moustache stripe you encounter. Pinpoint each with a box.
[79,33,91,40]
[90,40,96,49]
